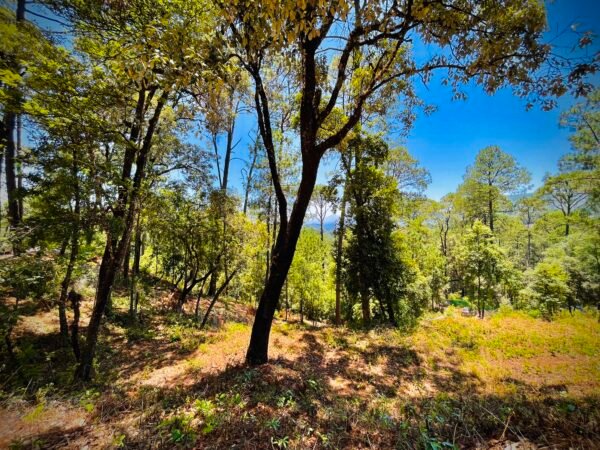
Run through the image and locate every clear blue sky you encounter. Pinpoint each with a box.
[23,0,599,203]
[224,0,600,201]
[403,0,600,199]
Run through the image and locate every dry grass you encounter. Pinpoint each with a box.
[1,300,599,449]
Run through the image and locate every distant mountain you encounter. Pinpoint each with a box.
[508,192,533,203]
[305,219,337,233]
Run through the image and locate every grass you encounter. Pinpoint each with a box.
[1,299,599,449]
[408,307,600,398]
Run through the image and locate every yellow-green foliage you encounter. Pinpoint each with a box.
[409,308,600,393]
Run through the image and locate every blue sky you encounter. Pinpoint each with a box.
[223,0,599,201]
[20,0,600,204]
[402,0,600,199]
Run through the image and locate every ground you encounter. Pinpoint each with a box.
[1,292,599,449]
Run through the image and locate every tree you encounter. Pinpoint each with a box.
[343,132,412,327]
[464,146,531,232]
[559,88,600,207]
[288,228,334,323]
[0,1,26,242]
[516,196,546,267]
[48,0,217,380]
[530,259,570,318]
[538,172,588,236]
[309,184,335,241]
[223,0,552,365]
[457,220,507,318]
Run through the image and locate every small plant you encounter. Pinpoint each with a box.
[271,435,289,449]
[157,414,196,445]
[111,433,126,448]
[194,399,218,434]
[79,389,100,413]
[265,417,281,431]
[276,390,295,408]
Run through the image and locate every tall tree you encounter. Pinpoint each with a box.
[1,0,27,249]
[309,184,335,241]
[464,146,530,232]
[223,0,557,365]
[538,172,588,237]
[51,0,216,380]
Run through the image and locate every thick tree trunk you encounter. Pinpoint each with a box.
[360,287,371,327]
[245,160,319,365]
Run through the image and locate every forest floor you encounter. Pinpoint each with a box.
[1,290,599,449]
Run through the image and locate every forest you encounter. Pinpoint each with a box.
[0,0,599,448]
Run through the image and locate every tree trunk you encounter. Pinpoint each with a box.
[242,143,258,215]
[75,89,168,380]
[2,0,25,246]
[200,269,237,329]
[16,114,23,220]
[122,246,130,281]
[245,160,319,365]
[360,287,371,327]
[58,148,81,342]
[334,185,346,325]
[4,113,20,235]
[58,231,79,342]
[129,220,142,316]
[69,291,81,360]
[488,185,494,233]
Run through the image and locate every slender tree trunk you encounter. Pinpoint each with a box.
[59,149,81,342]
[242,145,258,215]
[4,297,19,365]
[264,194,272,286]
[2,0,25,247]
[526,228,532,268]
[0,120,4,226]
[129,221,142,316]
[16,114,23,220]
[477,277,482,319]
[69,291,81,360]
[75,89,168,380]
[58,231,79,342]
[335,185,346,325]
[488,185,494,233]
[200,269,237,329]
[123,246,130,281]
[4,113,20,237]
[285,278,289,321]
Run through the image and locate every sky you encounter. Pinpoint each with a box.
[222,0,600,201]
[10,0,600,206]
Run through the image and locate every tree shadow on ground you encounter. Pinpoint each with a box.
[5,324,600,449]
[101,331,600,449]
